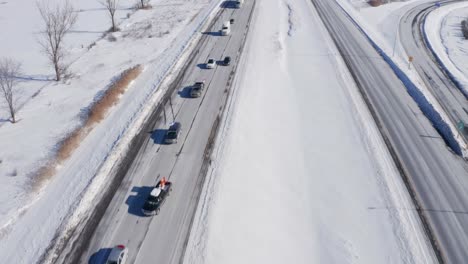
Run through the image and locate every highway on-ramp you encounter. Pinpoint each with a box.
[52,1,256,263]
[312,0,468,263]
[399,0,468,141]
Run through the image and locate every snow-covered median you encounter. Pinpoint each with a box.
[425,2,468,97]
[184,0,436,263]
[0,0,222,262]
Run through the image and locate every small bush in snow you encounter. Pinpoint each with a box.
[108,34,117,42]
[88,42,97,50]
[461,20,468,39]
[136,0,151,9]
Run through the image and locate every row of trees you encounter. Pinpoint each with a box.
[1,0,151,123]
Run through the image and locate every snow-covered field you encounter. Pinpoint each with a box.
[425,2,468,96]
[0,0,223,262]
[184,0,436,263]
[0,0,137,113]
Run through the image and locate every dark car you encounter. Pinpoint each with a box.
[142,179,172,216]
[223,56,231,66]
[190,81,205,98]
[165,122,181,144]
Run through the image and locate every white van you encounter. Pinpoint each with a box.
[221,21,230,36]
[235,0,243,8]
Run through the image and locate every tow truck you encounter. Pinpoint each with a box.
[142,177,173,216]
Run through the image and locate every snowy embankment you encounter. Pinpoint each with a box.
[425,2,468,98]
[184,0,436,263]
[335,0,468,156]
[0,0,223,263]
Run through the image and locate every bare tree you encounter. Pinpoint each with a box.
[0,58,22,123]
[137,0,150,9]
[101,0,119,32]
[37,1,78,81]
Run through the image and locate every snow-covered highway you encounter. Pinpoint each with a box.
[313,0,468,263]
[2,0,468,263]
[51,1,256,263]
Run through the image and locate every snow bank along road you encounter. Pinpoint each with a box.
[184,0,437,263]
[54,1,256,263]
[313,0,468,263]
[399,0,468,144]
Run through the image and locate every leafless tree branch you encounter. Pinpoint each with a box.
[100,0,119,32]
[0,58,22,123]
[137,0,150,9]
[37,0,78,81]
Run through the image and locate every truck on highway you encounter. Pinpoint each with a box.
[142,177,172,216]
[221,21,230,36]
[235,0,243,8]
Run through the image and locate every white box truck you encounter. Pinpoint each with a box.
[221,21,230,36]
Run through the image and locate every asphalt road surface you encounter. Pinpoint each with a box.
[56,1,256,263]
[399,0,468,141]
[312,0,468,263]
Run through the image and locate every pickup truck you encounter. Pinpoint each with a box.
[142,178,173,216]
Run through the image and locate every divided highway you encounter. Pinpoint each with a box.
[399,0,468,141]
[313,0,468,263]
[53,1,255,263]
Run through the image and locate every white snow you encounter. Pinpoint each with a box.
[425,2,468,96]
[184,0,436,263]
[0,0,223,262]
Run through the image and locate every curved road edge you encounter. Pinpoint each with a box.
[400,0,468,156]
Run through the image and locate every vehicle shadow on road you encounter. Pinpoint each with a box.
[150,129,167,144]
[88,248,111,264]
[220,0,236,8]
[202,31,221,37]
[126,186,154,217]
[196,63,208,70]
[178,86,192,98]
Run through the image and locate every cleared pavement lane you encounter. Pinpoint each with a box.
[53,1,256,263]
